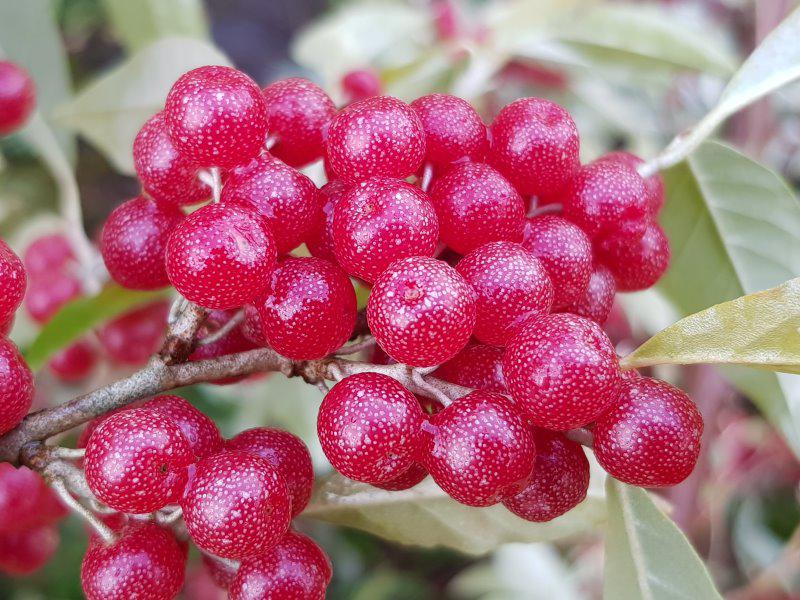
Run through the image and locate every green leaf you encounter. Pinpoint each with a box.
[303,472,605,556]
[604,479,722,600]
[53,37,230,174]
[25,285,170,371]
[101,0,209,53]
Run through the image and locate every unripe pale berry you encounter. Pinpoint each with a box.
[0,524,59,576]
[143,395,224,460]
[435,343,507,393]
[600,150,665,216]
[0,239,26,323]
[96,301,169,365]
[0,338,33,435]
[372,462,429,491]
[598,222,670,291]
[24,271,81,323]
[48,338,98,383]
[307,180,349,262]
[341,68,382,104]
[0,61,35,135]
[410,93,487,169]
[368,256,476,367]
[562,264,616,324]
[23,233,74,277]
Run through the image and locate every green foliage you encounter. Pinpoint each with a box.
[101,0,209,53]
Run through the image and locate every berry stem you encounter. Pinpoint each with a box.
[159,300,208,364]
[196,309,244,346]
[51,478,117,545]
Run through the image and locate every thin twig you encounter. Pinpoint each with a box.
[334,336,376,356]
[159,301,208,364]
[51,479,116,545]
[198,310,244,346]
[50,447,86,460]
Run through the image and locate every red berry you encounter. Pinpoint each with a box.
[241,304,268,347]
[261,77,336,167]
[48,338,98,383]
[503,313,621,431]
[307,180,349,262]
[422,391,535,507]
[23,233,74,277]
[81,523,186,600]
[180,451,291,559]
[0,524,58,575]
[84,407,194,513]
[562,264,616,324]
[489,98,579,201]
[0,464,66,534]
[563,159,649,242]
[166,203,277,309]
[317,373,425,483]
[372,462,429,491]
[255,257,356,360]
[164,65,268,169]
[429,163,525,255]
[101,196,184,290]
[368,256,476,367]
[601,151,664,216]
[0,338,33,435]
[96,301,169,365]
[24,270,81,323]
[341,69,381,103]
[456,241,553,346]
[333,177,438,282]
[521,215,593,308]
[326,96,425,183]
[133,111,209,207]
[0,238,26,323]
[434,343,506,393]
[503,429,589,522]
[594,377,703,487]
[144,395,224,460]
[221,154,322,254]
[410,94,487,169]
[190,310,259,384]
[0,318,10,336]
[0,61,35,135]
[229,531,332,600]
[598,222,670,291]
[202,554,238,590]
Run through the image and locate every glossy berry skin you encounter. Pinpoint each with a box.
[227,427,314,517]
[564,160,649,242]
[0,61,35,135]
[341,69,381,103]
[307,180,349,262]
[601,150,664,216]
[503,430,590,522]
[255,257,356,360]
[84,408,194,513]
[422,392,536,507]
[317,373,425,483]
[97,301,169,365]
[166,203,277,309]
[23,233,74,277]
[144,395,224,460]
[24,271,81,323]
[368,256,476,367]
[333,177,438,282]
[563,264,616,324]
[261,77,336,167]
[0,319,11,336]
[434,344,506,393]
[595,377,703,487]
[133,111,208,207]
[489,98,579,200]
[598,222,670,291]
[48,338,97,383]
[0,239,26,323]
[81,523,186,600]
[521,215,593,308]
[241,304,268,346]
[429,163,525,255]
[372,463,429,491]
[202,554,238,590]
[0,338,33,435]
[101,196,184,290]
[503,313,621,431]
[410,94,487,169]
[164,65,268,169]
[326,95,426,183]
[229,531,332,600]
[180,451,291,559]
[221,154,322,254]
[0,464,66,534]
[0,524,59,576]
[456,241,553,346]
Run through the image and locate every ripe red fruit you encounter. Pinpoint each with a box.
[456,241,553,346]
[372,462,429,491]
[429,162,525,255]
[101,196,184,290]
[489,97,579,201]
[166,203,277,309]
[503,313,621,431]
[190,310,259,384]
[341,69,381,103]
[0,318,10,336]
[563,264,616,324]
[601,150,664,216]
[594,377,703,487]
[48,338,98,383]
[0,524,59,575]
[241,304,268,347]
[255,256,356,360]
[143,395,224,460]
[84,407,194,513]
[24,270,81,323]
[0,464,66,534]
[229,531,332,600]
[307,180,349,262]
[326,96,426,183]
[133,111,209,207]
[332,177,438,282]
[0,61,35,135]
[180,451,291,559]
[164,65,268,169]
[81,523,186,600]
[0,239,26,323]
[317,373,425,483]
[96,300,169,365]
[503,429,590,522]
[368,256,476,367]
[0,338,33,435]
[422,391,535,507]
[598,222,670,291]
[434,343,506,393]
[23,233,74,277]
[227,428,314,517]
[409,94,487,169]
[261,77,336,167]
[221,154,322,254]
[202,553,238,590]
[563,159,649,242]
[521,215,593,308]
